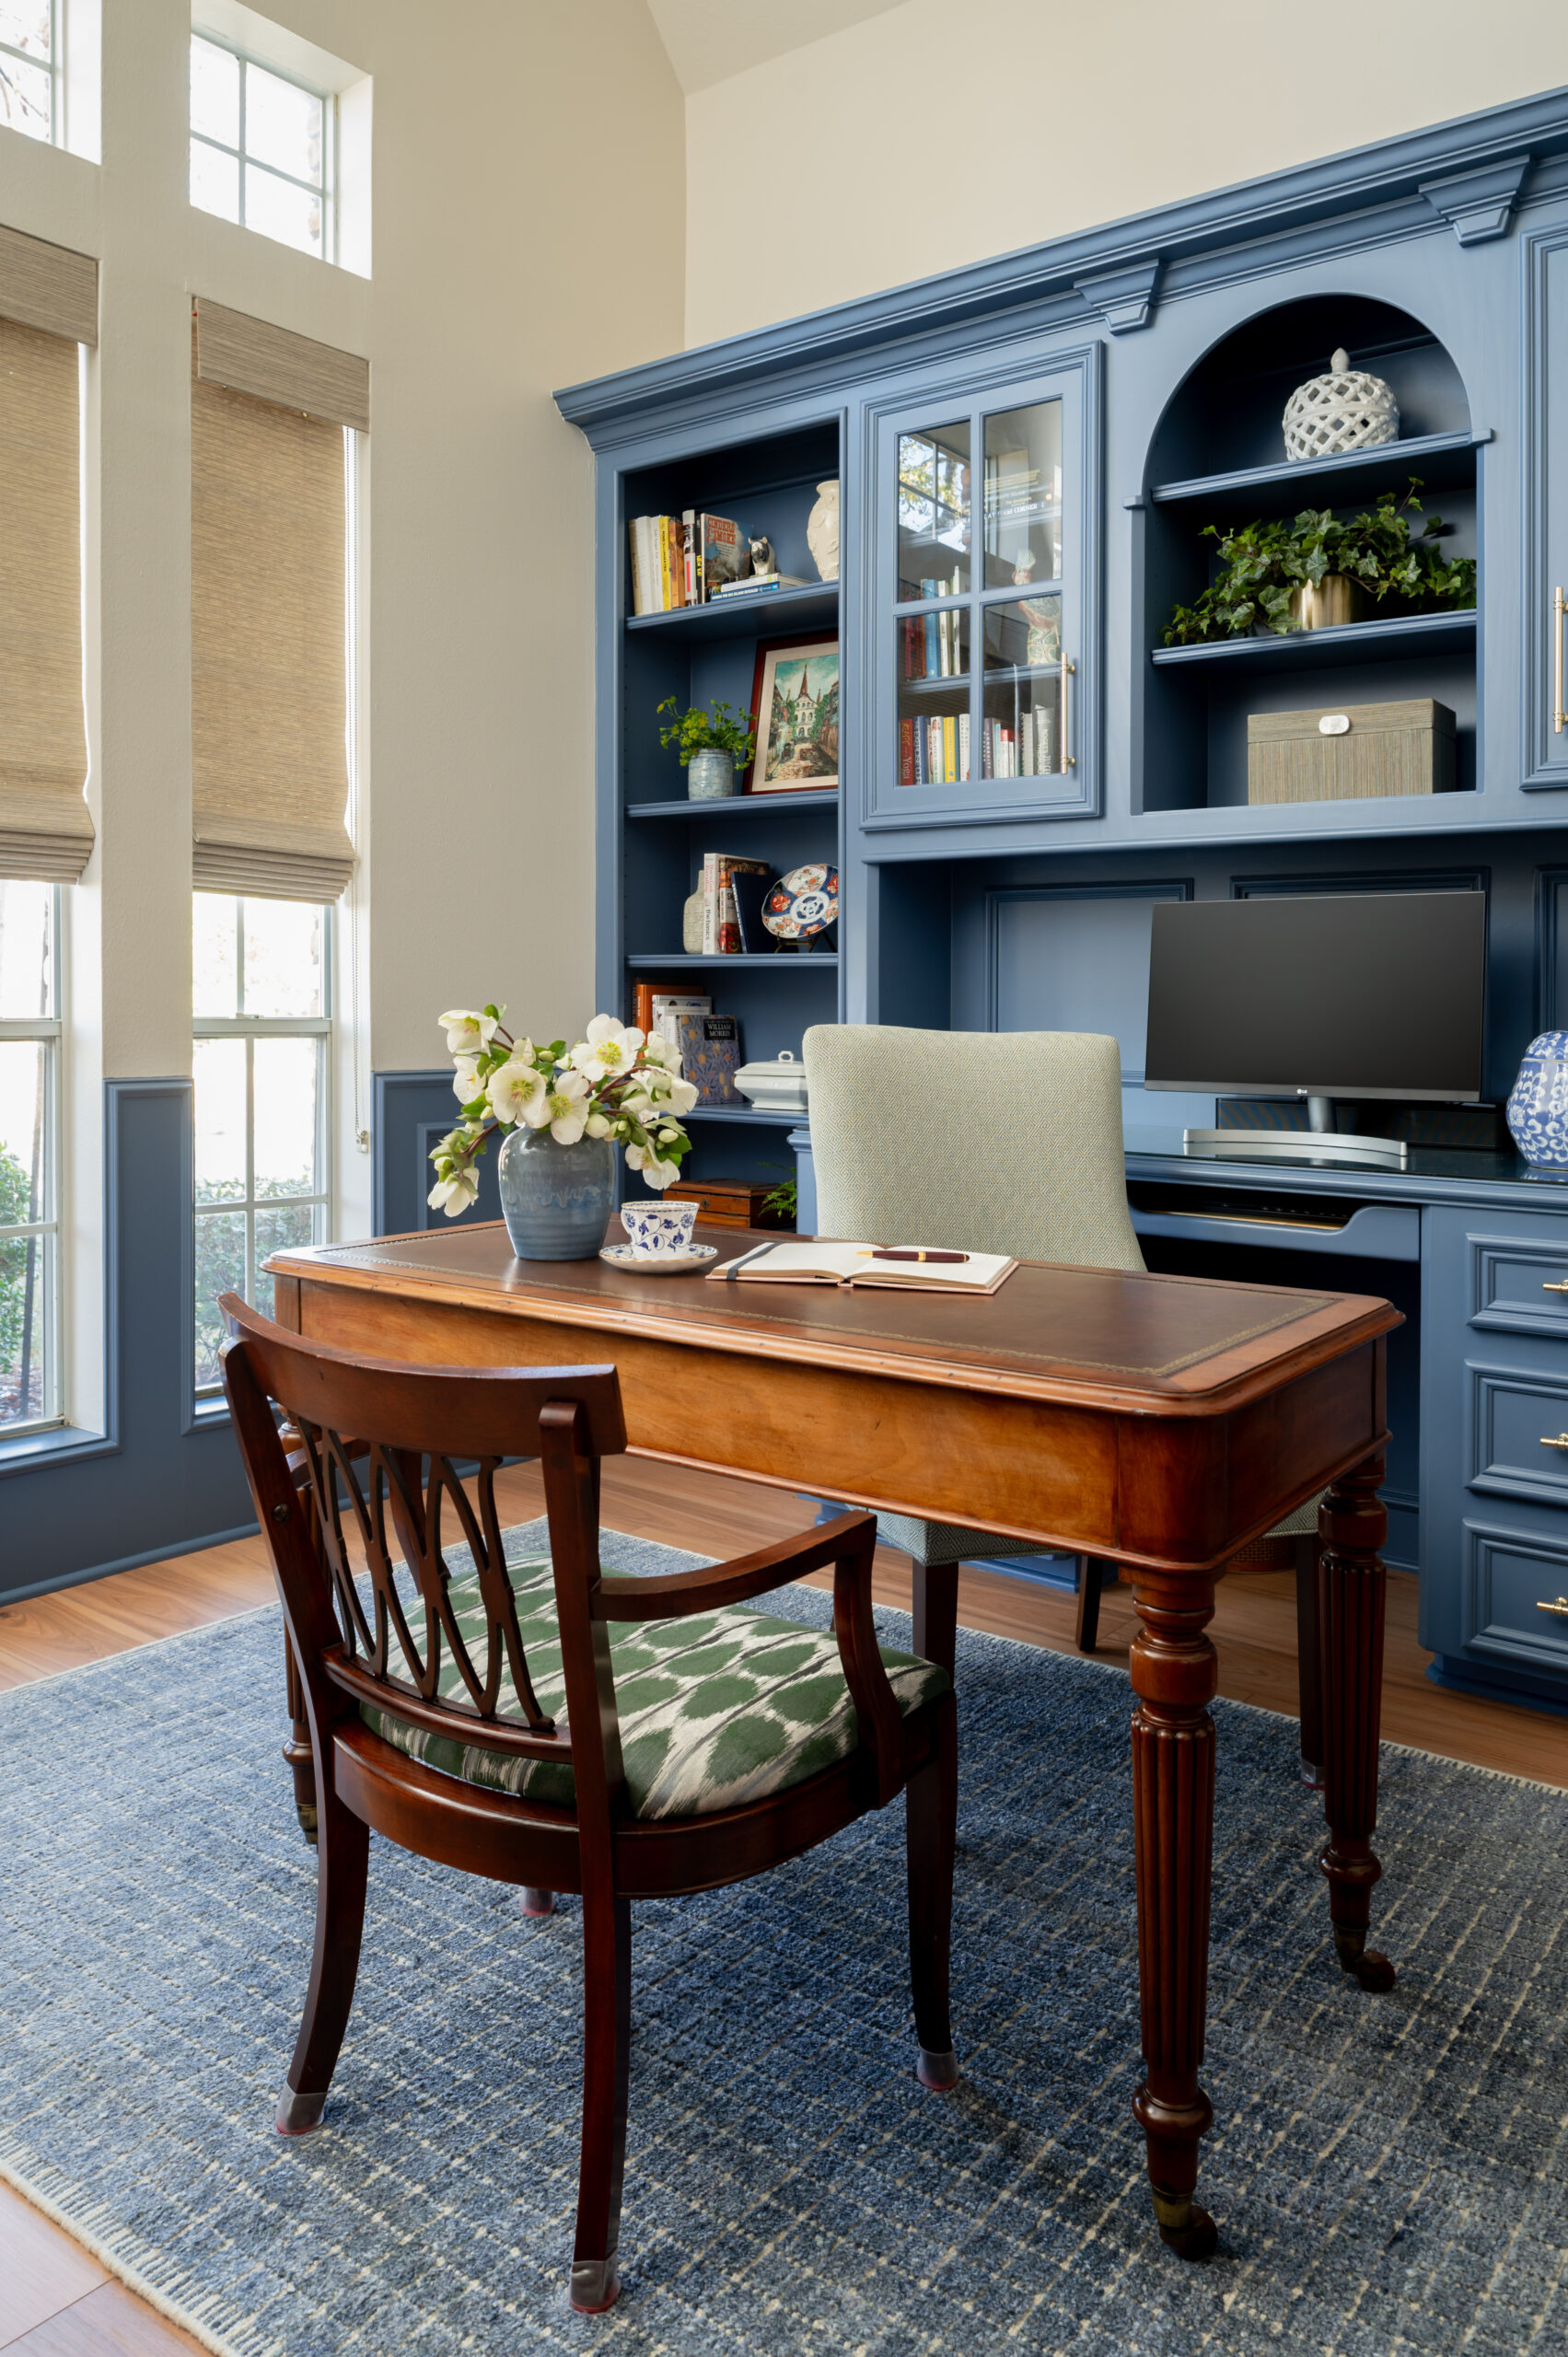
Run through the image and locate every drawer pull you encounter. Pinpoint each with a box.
[1538,1596,1568,1618]
[1542,1434,1568,1452]
[1544,1280,1568,1294]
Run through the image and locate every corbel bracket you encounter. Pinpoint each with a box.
[1419,154,1531,246]
[1074,257,1163,335]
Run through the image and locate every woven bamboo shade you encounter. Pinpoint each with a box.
[191,325,356,902]
[0,315,92,882]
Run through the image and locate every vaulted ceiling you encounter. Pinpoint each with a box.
[645,0,909,95]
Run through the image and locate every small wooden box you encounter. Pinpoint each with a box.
[665,1178,790,1229]
[1247,699,1457,805]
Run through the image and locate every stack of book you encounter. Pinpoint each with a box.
[900,605,965,680]
[628,512,758,612]
[900,714,969,785]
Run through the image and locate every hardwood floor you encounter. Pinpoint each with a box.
[3,1457,1564,2353]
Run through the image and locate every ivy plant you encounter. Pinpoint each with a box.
[656,696,757,766]
[1164,480,1477,644]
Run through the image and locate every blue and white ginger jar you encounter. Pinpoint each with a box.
[1505,1032,1568,1169]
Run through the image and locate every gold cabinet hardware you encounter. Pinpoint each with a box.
[1060,656,1076,770]
[1542,1279,1568,1294]
[1542,1434,1568,1451]
[1538,1596,1568,1617]
[1556,586,1566,736]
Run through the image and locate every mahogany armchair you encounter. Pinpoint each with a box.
[220,1296,959,2315]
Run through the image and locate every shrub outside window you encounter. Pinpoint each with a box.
[0,880,61,1434]
[193,893,331,1393]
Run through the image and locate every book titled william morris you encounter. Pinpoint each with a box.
[670,1010,741,1106]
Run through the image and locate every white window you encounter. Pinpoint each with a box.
[193,893,331,1393]
[190,29,333,261]
[0,881,61,1434]
[0,0,58,145]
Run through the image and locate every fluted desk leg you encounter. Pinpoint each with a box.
[1318,1455,1397,1992]
[1129,1570,1219,2260]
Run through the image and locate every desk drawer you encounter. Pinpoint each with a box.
[1130,1202,1419,1261]
[1468,1230,1568,1342]
[1468,1364,1568,1508]
[1460,1519,1568,1677]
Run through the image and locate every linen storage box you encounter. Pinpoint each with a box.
[1246,698,1457,805]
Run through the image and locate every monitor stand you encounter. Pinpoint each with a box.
[1183,1095,1410,1173]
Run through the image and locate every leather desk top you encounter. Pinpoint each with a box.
[271,1221,1400,1420]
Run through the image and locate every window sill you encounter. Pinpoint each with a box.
[189,1395,231,1433]
[0,1422,114,1478]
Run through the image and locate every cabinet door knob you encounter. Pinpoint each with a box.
[1541,1434,1568,1451]
[1542,1279,1568,1294]
[1538,1596,1568,1617]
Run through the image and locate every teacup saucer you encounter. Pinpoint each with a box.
[599,1242,718,1276]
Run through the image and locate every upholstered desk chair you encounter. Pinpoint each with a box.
[221,1296,958,2315]
[802,1023,1324,1782]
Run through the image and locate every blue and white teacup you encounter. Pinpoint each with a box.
[620,1201,698,1258]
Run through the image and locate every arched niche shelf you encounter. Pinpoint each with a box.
[1134,294,1481,817]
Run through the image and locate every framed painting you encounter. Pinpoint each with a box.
[746,633,840,793]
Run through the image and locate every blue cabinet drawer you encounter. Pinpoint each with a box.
[1458,1519,1568,1678]
[1466,1229,1568,1342]
[1468,1364,1568,1508]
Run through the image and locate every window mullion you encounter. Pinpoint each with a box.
[237,53,248,227]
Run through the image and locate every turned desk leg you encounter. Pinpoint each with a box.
[1129,1570,1219,2261]
[283,1631,319,1848]
[1318,1455,1396,1992]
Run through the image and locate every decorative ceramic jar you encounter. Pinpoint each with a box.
[1506,1033,1568,1170]
[1287,574,1366,631]
[687,749,735,800]
[682,888,705,951]
[1283,346,1400,461]
[496,1127,614,1258]
[806,479,840,581]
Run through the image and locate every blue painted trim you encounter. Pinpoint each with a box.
[1536,865,1568,1029]
[373,1067,501,1237]
[0,1422,112,1477]
[555,87,1568,442]
[1521,221,1568,789]
[4,1523,262,1607]
[1420,154,1531,245]
[1427,1653,1568,1717]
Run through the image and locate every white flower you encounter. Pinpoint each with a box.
[639,1033,679,1071]
[488,1057,547,1127]
[440,1005,506,1055]
[428,1167,479,1217]
[585,1110,611,1139]
[540,1067,592,1144]
[453,1057,482,1103]
[569,1014,645,1082]
[665,1076,698,1116]
[624,1141,679,1190]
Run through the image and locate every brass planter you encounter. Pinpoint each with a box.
[1288,574,1365,631]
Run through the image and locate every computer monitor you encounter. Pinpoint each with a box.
[1144,891,1487,1167]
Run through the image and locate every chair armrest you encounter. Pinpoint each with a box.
[595,1511,877,1620]
[830,1532,904,1808]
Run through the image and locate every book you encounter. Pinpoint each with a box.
[730,865,776,953]
[705,1238,1016,1295]
[714,575,806,597]
[650,991,710,1052]
[633,975,691,1035]
[628,517,645,615]
[702,853,771,953]
[682,507,701,605]
[671,1011,741,1106]
[700,514,749,598]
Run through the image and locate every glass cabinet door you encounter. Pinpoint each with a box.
[877,357,1097,823]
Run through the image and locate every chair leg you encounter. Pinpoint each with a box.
[570,1888,632,2315]
[282,1633,319,1847]
[907,1692,959,2092]
[277,1784,369,2133]
[520,1888,557,1916]
[1075,1557,1108,1654]
[1293,1536,1325,1791]
[912,1559,958,1683]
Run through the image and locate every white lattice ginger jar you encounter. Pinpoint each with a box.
[1282,347,1400,462]
[1506,1031,1568,1169]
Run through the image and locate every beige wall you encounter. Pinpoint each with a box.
[684,0,1568,347]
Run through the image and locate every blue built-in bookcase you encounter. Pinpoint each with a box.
[556,88,1568,1713]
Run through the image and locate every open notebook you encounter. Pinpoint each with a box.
[706,1240,1016,1295]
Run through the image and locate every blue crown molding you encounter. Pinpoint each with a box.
[555,87,1568,445]
[1421,153,1533,244]
[1074,259,1163,335]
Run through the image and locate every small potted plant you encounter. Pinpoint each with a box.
[429,1006,697,1260]
[656,696,757,800]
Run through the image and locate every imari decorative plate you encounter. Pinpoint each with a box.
[762,862,839,943]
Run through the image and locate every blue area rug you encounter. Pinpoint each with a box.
[3,1519,1566,2356]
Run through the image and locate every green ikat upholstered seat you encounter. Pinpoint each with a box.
[360,1553,949,1821]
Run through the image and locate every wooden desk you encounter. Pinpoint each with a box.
[268,1220,1402,2259]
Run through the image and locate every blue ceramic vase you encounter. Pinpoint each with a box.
[1505,1031,1568,1170]
[496,1127,614,1259]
